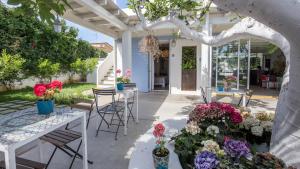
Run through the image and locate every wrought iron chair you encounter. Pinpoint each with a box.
[116,83,137,122]
[40,100,94,169]
[0,157,46,169]
[237,89,254,107]
[200,87,208,104]
[93,88,125,140]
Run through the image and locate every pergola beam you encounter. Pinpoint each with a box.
[73,0,128,30]
[63,10,119,38]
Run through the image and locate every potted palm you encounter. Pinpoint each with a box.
[116,69,131,90]
[152,123,169,169]
[33,80,63,115]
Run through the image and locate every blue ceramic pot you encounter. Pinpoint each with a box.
[37,100,54,115]
[117,83,124,90]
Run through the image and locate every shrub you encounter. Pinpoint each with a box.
[70,58,98,81]
[0,50,25,90]
[36,59,60,82]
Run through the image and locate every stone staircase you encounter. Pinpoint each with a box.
[98,66,115,89]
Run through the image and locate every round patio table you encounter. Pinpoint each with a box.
[128,115,188,169]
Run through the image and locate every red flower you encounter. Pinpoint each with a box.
[153,123,165,138]
[50,80,63,90]
[34,84,47,97]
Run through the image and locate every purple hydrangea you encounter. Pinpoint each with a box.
[223,139,252,159]
[194,151,219,169]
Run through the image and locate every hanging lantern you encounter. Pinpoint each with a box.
[54,15,62,33]
[139,34,160,57]
[170,39,176,48]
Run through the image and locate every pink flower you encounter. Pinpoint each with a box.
[229,111,243,124]
[153,123,165,138]
[125,69,132,77]
[224,136,231,142]
[34,84,47,97]
[116,69,121,74]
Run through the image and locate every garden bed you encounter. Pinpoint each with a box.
[172,102,295,169]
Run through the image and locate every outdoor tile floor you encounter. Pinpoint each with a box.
[0,88,279,169]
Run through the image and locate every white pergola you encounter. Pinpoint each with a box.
[63,0,140,74]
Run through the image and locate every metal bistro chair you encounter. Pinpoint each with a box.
[40,100,94,169]
[237,89,254,107]
[93,89,125,140]
[200,87,208,104]
[116,83,137,123]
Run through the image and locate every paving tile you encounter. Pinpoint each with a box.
[0,109,16,115]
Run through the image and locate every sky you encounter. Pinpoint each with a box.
[66,0,129,45]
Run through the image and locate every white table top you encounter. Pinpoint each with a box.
[0,107,84,150]
[128,116,188,169]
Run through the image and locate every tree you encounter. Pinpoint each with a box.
[36,59,60,82]
[128,0,298,166]
[0,50,25,90]
[7,0,300,166]
[70,58,98,82]
[0,4,99,79]
[6,0,70,24]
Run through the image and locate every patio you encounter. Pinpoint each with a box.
[2,90,277,169]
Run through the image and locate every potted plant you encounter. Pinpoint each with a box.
[223,75,236,91]
[116,69,131,90]
[152,123,169,169]
[33,80,63,115]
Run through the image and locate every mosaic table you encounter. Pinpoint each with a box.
[0,107,88,169]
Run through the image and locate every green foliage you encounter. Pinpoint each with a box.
[182,47,196,70]
[0,4,100,79]
[128,0,209,22]
[0,50,25,90]
[70,58,98,81]
[6,0,70,25]
[99,50,108,58]
[36,59,60,82]
[0,83,95,105]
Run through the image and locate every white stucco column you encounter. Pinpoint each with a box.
[115,39,123,71]
[200,14,212,102]
[121,30,132,77]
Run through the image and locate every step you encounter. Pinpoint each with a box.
[97,84,115,89]
[104,76,115,81]
[101,80,115,85]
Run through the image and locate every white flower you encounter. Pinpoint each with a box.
[251,126,264,137]
[185,121,202,135]
[261,121,273,132]
[243,117,260,130]
[206,125,220,137]
[196,140,225,156]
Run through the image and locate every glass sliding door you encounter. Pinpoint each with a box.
[212,39,251,90]
[215,41,239,90]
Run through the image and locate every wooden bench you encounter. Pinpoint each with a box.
[0,157,46,169]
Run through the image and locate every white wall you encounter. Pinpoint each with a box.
[87,53,114,86]
[0,74,81,92]
[169,39,202,95]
